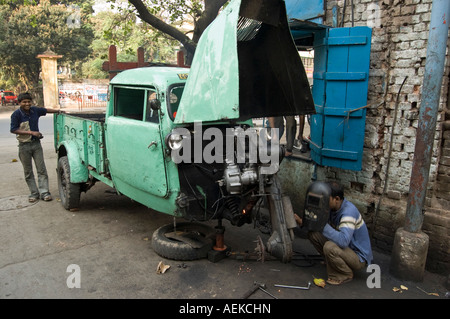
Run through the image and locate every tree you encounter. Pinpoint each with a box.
[82,9,179,79]
[0,0,94,91]
[121,0,228,64]
[0,0,88,6]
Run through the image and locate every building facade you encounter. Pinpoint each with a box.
[280,0,449,274]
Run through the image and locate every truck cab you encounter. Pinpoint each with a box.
[105,67,188,215]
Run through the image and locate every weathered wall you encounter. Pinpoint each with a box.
[281,0,449,274]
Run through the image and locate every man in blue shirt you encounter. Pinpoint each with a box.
[295,181,373,285]
[10,92,61,202]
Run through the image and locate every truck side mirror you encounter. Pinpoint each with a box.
[150,99,161,111]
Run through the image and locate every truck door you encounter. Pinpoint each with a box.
[106,86,168,199]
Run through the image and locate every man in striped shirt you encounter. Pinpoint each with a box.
[296,181,373,285]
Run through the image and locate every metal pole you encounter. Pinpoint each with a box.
[404,0,450,233]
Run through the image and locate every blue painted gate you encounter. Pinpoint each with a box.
[309,26,372,171]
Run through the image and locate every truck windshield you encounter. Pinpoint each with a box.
[168,84,184,121]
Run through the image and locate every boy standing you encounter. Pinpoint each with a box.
[10,92,61,202]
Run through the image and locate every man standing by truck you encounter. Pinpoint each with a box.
[10,92,61,203]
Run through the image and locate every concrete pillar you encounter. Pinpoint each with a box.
[390,0,450,282]
[37,49,62,108]
[390,228,429,282]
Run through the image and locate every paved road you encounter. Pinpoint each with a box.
[0,105,447,304]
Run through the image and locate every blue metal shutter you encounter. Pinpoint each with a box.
[310,26,372,171]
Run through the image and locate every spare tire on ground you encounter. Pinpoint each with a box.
[151,222,215,261]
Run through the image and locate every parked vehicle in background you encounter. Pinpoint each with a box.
[1,91,18,105]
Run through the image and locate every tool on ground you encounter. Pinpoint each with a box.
[242,281,278,299]
[274,281,311,290]
[242,281,266,299]
[259,286,278,299]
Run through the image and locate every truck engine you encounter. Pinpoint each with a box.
[169,123,284,226]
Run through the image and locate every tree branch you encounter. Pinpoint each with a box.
[128,0,197,55]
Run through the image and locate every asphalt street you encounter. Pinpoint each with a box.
[0,104,448,304]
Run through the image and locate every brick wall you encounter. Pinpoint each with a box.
[435,110,450,208]
[317,0,450,274]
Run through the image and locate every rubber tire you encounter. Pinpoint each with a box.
[151,222,215,261]
[57,156,81,210]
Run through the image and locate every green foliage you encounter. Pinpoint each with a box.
[144,0,204,24]
[0,0,214,89]
[81,8,179,79]
[0,1,89,7]
[101,14,179,63]
[0,1,94,89]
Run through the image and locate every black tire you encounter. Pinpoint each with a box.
[57,156,81,210]
[151,222,215,261]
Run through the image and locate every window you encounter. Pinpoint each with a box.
[168,84,185,121]
[114,87,158,122]
[114,87,145,120]
[145,90,159,123]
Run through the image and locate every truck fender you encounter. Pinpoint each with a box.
[57,141,89,183]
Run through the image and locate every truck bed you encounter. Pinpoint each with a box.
[62,112,106,122]
[54,112,108,174]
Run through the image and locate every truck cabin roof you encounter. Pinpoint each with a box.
[109,67,189,89]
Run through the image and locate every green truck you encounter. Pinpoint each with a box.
[54,0,315,262]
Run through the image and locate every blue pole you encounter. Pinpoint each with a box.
[404,0,450,233]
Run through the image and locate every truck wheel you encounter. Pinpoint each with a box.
[151,222,215,261]
[57,156,81,210]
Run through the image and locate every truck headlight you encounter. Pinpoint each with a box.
[165,132,184,151]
